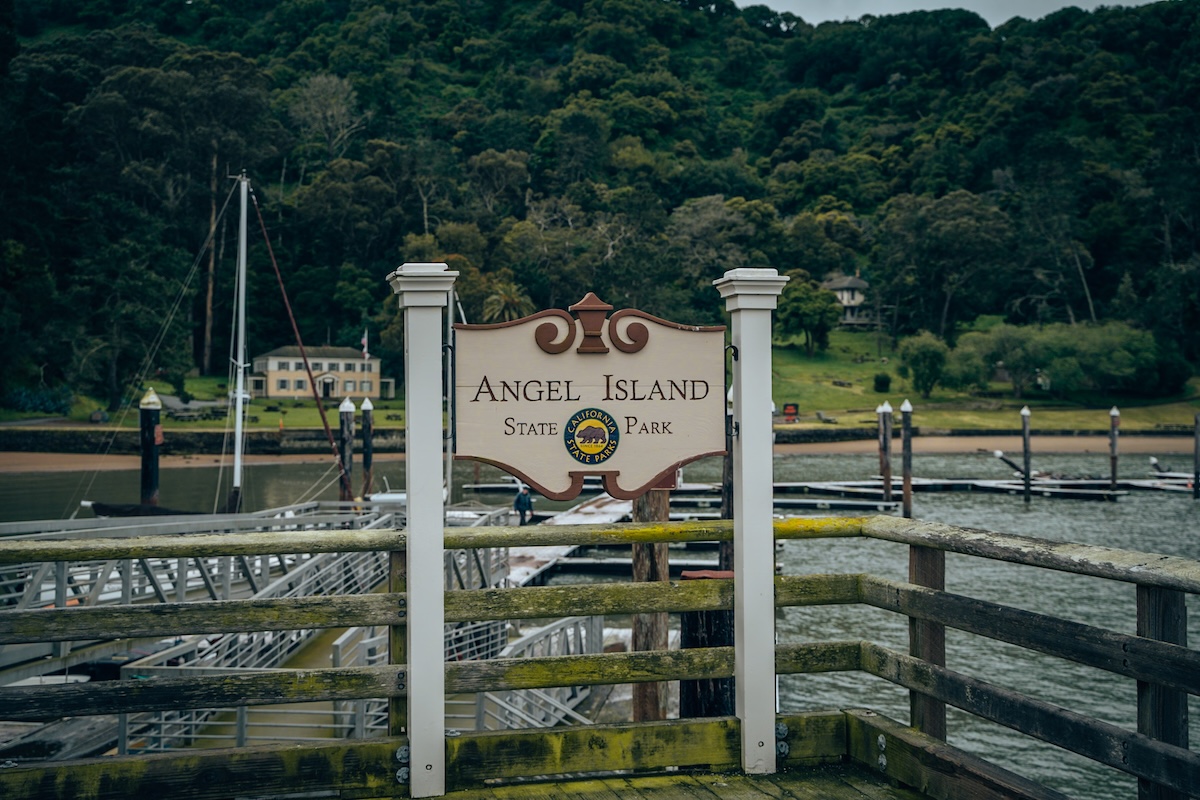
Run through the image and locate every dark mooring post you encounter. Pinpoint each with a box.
[680,569,735,718]
[360,397,374,499]
[719,406,734,570]
[139,387,163,507]
[878,401,893,502]
[1109,406,1120,490]
[1194,413,1199,501]
[1021,405,1032,504]
[338,397,355,502]
[632,486,671,722]
[901,399,913,519]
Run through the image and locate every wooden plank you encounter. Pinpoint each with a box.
[444,520,734,550]
[444,718,741,790]
[860,576,1200,695]
[774,711,848,766]
[775,573,859,607]
[0,529,406,564]
[0,738,406,800]
[771,517,866,540]
[775,641,862,676]
[444,574,854,625]
[861,516,1200,593]
[447,647,734,694]
[0,593,407,644]
[845,709,1070,800]
[446,580,731,622]
[0,664,405,721]
[859,643,1200,796]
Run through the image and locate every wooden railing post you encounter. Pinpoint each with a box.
[1136,586,1189,800]
[908,546,946,740]
[714,268,788,775]
[389,261,457,798]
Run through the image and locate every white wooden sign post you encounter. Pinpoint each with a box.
[713,267,789,774]
[387,261,457,798]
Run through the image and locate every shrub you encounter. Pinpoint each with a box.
[2,385,74,415]
[873,372,891,393]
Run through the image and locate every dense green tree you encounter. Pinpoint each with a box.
[4,0,1200,406]
[898,331,950,399]
[775,269,841,356]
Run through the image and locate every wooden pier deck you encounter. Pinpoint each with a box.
[0,515,1196,800]
[442,766,927,800]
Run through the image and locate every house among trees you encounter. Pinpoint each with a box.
[820,273,873,328]
[250,347,394,400]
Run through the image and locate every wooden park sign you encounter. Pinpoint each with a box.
[454,293,726,500]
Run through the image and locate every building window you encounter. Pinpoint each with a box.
[361,380,372,393]
[295,379,306,390]
[344,380,356,392]
[276,361,289,370]
[293,362,303,370]
[344,362,355,372]
[277,379,289,391]
[312,362,323,371]
[363,362,373,373]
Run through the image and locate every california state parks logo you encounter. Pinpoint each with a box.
[564,408,619,464]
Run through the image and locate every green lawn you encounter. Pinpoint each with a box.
[772,331,1200,432]
[6,330,1198,433]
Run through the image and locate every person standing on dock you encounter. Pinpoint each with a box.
[513,485,534,525]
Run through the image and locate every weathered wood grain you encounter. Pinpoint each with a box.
[0,593,407,644]
[1136,585,1189,800]
[0,738,406,800]
[844,709,1070,800]
[907,545,946,740]
[862,516,1200,593]
[0,664,406,721]
[445,717,742,789]
[860,576,1200,695]
[0,529,406,564]
[859,642,1200,796]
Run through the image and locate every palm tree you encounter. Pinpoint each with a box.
[482,281,536,322]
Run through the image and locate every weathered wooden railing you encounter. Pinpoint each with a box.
[0,516,1196,800]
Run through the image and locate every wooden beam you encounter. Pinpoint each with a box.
[0,739,405,800]
[0,593,407,644]
[859,643,1200,796]
[860,576,1200,695]
[845,709,1070,800]
[0,664,406,721]
[862,517,1200,593]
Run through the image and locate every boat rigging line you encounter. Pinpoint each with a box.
[248,180,354,502]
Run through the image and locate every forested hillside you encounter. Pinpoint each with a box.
[2,0,1198,409]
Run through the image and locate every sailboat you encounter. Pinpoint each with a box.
[84,174,351,517]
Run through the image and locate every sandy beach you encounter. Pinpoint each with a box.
[0,435,1192,474]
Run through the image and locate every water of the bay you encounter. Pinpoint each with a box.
[2,450,1197,798]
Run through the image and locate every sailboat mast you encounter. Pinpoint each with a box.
[232,173,249,498]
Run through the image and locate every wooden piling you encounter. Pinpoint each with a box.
[878,402,893,503]
[679,569,735,718]
[1193,413,1198,501]
[1021,406,1032,504]
[900,400,913,519]
[1109,407,1120,491]
[338,398,355,503]
[360,398,374,499]
[138,388,163,507]
[632,488,670,722]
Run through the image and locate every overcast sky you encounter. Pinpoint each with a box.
[760,1,1160,28]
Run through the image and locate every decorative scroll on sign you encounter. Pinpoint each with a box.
[454,293,726,500]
